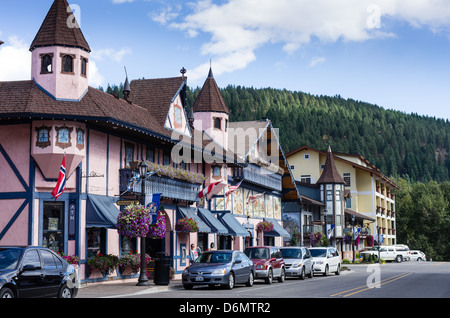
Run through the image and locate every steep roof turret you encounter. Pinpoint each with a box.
[192,67,229,114]
[316,146,345,184]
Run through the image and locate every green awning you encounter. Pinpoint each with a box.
[177,206,211,233]
[86,195,120,229]
[217,213,249,237]
[197,208,228,235]
[265,218,291,238]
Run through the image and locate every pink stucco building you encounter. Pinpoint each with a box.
[0,0,298,284]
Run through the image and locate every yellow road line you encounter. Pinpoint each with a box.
[330,272,413,297]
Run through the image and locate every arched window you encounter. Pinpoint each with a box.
[62,55,74,73]
[41,54,53,74]
[81,57,88,76]
[214,117,221,130]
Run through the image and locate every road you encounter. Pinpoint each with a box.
[84,261,449,299]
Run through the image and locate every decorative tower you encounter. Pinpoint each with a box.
[317,146,346,247]
[192,67,229,150]
[29,0,91,101]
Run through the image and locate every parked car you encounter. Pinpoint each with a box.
[0,246,79,298]
[309,247,341,276]
[280,247,314,279]
[410,250,426,261]
[360,245,410,263]
[244,246,285,284]
[182,250,255,290]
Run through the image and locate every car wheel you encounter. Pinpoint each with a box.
[278,268,285,283]
[58,284,73,298]
[0,287,14,298]
[417,257,422,261]
[246,271,254,287]
[395,255,402,263]
[183,284,193,290]
[324,264,329,276]
[265,268,273,284]
[308,265,314,278]
[225,273,235,290]
[299,267,305,280]
[335,264,341,275]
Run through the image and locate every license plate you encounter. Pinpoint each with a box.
[195,276,204,282]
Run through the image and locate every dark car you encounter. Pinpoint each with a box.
[0,246,79,298]
[182,250,255,290]
[244,246,285,284]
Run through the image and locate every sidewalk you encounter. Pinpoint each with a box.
[76,279,184,298]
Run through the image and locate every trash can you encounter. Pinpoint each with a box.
[154,252,171,285]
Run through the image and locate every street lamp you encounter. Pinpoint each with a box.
[137,161,150,286]
[351,215,355,263]
[377,226,381,264]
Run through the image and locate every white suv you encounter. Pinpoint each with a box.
[360,245,410,263]
[309,247,341,276]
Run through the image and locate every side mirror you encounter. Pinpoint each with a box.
[234,259,242,264]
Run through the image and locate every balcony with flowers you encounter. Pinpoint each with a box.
[120,161,206,202]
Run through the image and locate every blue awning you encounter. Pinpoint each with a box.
[197,208,228,235]
[177,206,211,233]
[217,213,249,237]
[264,218,291,238]
[86,195,120,229]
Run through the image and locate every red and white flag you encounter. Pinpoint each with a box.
[198,180,225,200]
[225,180,243,197]
[247,192,264,205]
[51,156,66,201]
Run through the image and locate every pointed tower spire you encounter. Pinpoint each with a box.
[192,65,229,114]
[30,0,90,52]
[123,67,131,101]
[317,146,345,184]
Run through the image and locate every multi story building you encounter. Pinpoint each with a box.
[0,0,294,283]
[285,145,399,257]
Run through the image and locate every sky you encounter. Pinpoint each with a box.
[0,0,449,120]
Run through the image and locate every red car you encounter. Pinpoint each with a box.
[244,246,285,284]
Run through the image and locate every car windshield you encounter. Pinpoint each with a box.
[280,248,302,259]
[195,252,232,264]
[244,248,269,259]
[0,248,23,270]
[309,249,327,258]
[369,246,380,251]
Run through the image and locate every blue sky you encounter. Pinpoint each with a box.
[1,0,449,120]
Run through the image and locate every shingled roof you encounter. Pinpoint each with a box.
[30,0,91,52]
[316,146,345,184]
[192,68,229,114]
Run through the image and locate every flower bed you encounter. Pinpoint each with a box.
[118,252,151,275]
[131,161,207,184]
[87,254,119,276]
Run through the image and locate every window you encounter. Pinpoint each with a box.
[125,143,134,168]
[290,165,295,170]
[163,152,170,166]
[41,54,53,74]
[41,250,57,269]
[62,54,74,73]
[174,106,182,124]
[76,128,84,150]
[35,125,51,149]
[81,57,88,76]
[87,228,106,258]
[146,148,154,163]
[304,153,310,159]
[55,126,72,149]
[300,175,311,184]
[326,190,333,201]
[22,250,41,268]
[214,117,221,130]
[213,165,221,177]
[343,173,351,187]
[42,202,64,253]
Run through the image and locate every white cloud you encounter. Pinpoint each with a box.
[88,60,105,87]
[310,57,326,67]
[90,47,132,63]
[164,0,450,78]
[0,36,31,81]
[112,0,134,4]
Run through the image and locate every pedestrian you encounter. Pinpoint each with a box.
[189,243,198,264]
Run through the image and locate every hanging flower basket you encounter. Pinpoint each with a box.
[117,205,152,238]
[256,221,274,233]
[175,218,199,233]
[366,235,374,247]
[148,212,167,239]
[310,231,329,247]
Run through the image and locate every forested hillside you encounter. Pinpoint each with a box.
[186,85,450,183]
